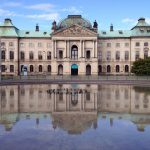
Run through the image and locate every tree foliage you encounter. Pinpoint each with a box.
[131,57,150,75]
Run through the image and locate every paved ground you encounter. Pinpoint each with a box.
[0,79,150,87]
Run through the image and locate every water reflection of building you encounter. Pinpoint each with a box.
[0,84,150,132]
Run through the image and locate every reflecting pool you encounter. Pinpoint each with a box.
[0,84,150,150]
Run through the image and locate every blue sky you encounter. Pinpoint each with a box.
[0,0,150,30]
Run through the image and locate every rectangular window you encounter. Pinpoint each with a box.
[59,51,63,59]
[20,43,25,47]
[20,51,25,60]
[144,42,148,47]
[10,65,14,72]
[116,43,120,47]
[9,42,14,47]
[135,42,140,47]
[29,43,34,47]
[107,43,111,47]
[116,51,120,60]
[125,43,129,47]
[98,51,102,61]
[125,51,129,60]
[144,50,148,59]
[29,51,34,60]
[86,50,91,59]
[135,51,140,60]
[38,51,42,60]
[10,51,14,60]
[1,65,6,72]
[1,42,5,47]
[106,51,111,61]
[47,51,51,60]
[47,43,51,48]
[38,42,42,47]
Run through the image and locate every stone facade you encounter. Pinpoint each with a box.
[0,15,150,76]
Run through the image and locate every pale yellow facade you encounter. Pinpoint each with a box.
[0,16,150,76]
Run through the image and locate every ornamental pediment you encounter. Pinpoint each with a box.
[52,25,97,37]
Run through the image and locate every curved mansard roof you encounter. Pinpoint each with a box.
[1,17,150,38]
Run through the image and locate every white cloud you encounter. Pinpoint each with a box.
[26,13,59,21]
[122,18,137,24]
[25,3,54,11]
[145,18,150,24]
[3,2,22,7]
[61,6,83,14]
[0,8,17,17]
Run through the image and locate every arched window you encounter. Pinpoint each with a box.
[30,65,34,72]
[58,64,63,75]
[107,65,111,73]
[125,65,129,73]
[71,45,78,59]
[39,65,42,72]
[86,65,91,75]
[47,65,51,73]
[116,65,120,73]
[98,65,102,75]
[1,50,5,60]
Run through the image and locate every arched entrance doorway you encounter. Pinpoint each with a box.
[86,64,91,75]
[71,64,78,75]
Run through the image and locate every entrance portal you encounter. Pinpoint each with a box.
[71,64,78,75]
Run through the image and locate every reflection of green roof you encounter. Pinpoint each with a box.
[58,15,92,29]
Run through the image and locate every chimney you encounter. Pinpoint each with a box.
[35,24,39,32]
[110,24,113,31]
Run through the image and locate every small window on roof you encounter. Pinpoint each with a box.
[44,32,47,35]
[119,30,123,34]
[26,31,30,34]
[140,29,144,33]
[102,31,106,34]
[147,30,150,33]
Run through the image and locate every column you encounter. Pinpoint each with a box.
[95,41,98,58]
[53,40,55,59]
[55,40,57,58]
[66,40,67,58]
[82,41,85,57]
[80,40,82,58]
[93,40,95,58]
[67,41,70,58]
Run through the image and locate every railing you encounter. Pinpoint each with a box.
[1,75,150,81]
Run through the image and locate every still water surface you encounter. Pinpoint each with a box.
[0,84,150,150]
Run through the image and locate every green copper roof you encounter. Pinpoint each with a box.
[18,30,51,38]
[99,30,131,38]
[1,17,150,38]
[58,15,92,29]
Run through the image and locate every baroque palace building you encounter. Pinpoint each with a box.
[0,15,150,76]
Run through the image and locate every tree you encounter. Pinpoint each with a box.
[131,57,150,75]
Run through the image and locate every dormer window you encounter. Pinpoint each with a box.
[26,31,29,34]
[119,30,123,34]
[140,29,144,33]
[44,32,47,35]
[102,31,106,34]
